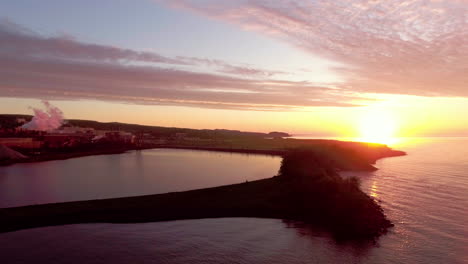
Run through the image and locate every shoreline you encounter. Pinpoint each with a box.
[0,145,404,241]
[0,146,285,167]
[0,139,406,168]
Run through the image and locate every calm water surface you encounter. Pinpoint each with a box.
[0,138,467,263]
[0,149,281,208]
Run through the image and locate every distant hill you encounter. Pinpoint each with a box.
[268,131,291,138]
[0,114,32,129]
[0,114,288,140]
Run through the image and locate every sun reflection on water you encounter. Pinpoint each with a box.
[369,180,379,199]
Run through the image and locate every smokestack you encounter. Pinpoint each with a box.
[21,101,64,131]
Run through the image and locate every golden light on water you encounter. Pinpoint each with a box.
[369,180,379,199]
[358,108,398,145]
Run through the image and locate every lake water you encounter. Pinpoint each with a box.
[0,138,467,263]
[0,149,281,208]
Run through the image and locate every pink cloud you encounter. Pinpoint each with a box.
[0,18,285,79]
[0,18,188,65]
[164,0,468,97]
[2,18,354,110]
[0,46,363,111]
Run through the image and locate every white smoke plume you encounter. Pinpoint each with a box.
[22,101,64,131]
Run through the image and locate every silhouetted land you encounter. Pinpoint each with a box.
[0,144,131,166]
[158,138,406,171]
[1,114,404,169]
[0,114,290,139]
[0,147,403,241]
[0,114,405,240]
[0,140,405,170]
[1,137,405,170]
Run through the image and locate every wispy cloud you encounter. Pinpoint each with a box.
[0,18,187,65]
[164,0,468,97]
[177,56,288,77]
[0,18,286,78]
[0,19,364,110]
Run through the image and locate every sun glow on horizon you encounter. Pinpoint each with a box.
[358,108,398,145]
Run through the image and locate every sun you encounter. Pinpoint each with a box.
[358,109,398,145]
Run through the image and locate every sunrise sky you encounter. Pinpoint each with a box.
[1,0,467,138]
